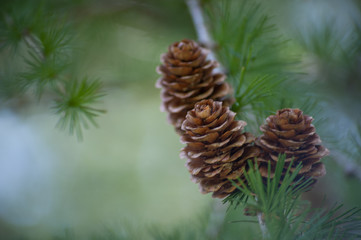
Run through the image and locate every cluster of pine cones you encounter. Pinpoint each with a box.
[156,39,329,198]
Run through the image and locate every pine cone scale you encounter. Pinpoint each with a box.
[210,83,231,99]
[305,162,326,178]
[169,89,198,98]
[204,152,230,164]
[207,138,232,149]
[278,138,306,148]
[188,87,215,101]
[204,105,223,123]
[222,148,245,163]
[219,121,247,140]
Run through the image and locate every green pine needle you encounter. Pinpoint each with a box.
[0,2,107,139]
[204,0,299,133]
[204,0,289,77]
[224,154,307,210]
[296,204,361,240]
[0,1,46,52]
[54,78,106,141]
[21,52,68,97]
[38,21,72,58]
[223,154,361,239]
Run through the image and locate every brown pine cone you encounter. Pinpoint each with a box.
[256,108,329,186]
[180,99,260,198]
[156,39,234,133]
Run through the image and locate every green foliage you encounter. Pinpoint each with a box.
[202,1,361,238]
[231,73,285,130]
[0,1,42,51]
[21,52,69,96]
[204,0,304,132]
[295,17,361,68]
[296,204,361,240]
[294,7,361,104]
[292,3,361,167]
[224,155,361,239]
[296,21,341,61]
[0,1,106,139]
[224,155,309,210]
[204,0,288,77]
[54,78,106,140]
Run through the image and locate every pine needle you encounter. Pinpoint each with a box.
[54,78,106,141]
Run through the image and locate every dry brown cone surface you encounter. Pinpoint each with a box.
[156,39,234,133]
[256,108,329,187]
[180,99,260,198]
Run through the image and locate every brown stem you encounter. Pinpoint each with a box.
[255,196,269,239]
[23,30,46,61]
[257,212,269,239]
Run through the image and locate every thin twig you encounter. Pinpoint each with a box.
[257,212,269,239]
[185,0,223,73]
[255,196,269,239]
[185,0,215,49]
[23,30,46,61]
[205,200,227,240]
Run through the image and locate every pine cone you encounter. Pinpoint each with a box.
[256,108,329,186]
[156,39,234,133]
[180,99,260,198]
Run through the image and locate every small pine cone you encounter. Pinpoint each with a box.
[256,108,329,186]
[180,99,260,198]
[156,39,234,133]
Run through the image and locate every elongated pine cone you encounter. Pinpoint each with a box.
[256,108,329,186]
[180,99,260,198]
[156,39,234,133]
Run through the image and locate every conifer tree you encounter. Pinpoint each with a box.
[0,1,105,140]
[1,0,361,239]
[155,0,361,239]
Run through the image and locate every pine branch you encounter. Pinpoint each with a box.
[227,155,361,239]
[257,205,269,239]
[23,30,45,60]
[201,0,301,133]
[186,0,214,49]
[54,78,106,140]
[203,0,290,77]
[0,3,106,140]
[185,0,223,73]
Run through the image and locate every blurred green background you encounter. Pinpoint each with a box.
[0,0,360,239]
